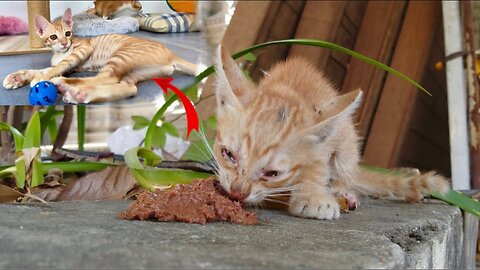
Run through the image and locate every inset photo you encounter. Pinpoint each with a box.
[0,0,209,105]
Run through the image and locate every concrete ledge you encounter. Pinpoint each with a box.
[0,198,462,268]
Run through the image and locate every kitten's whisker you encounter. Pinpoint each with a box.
[263,198,290,206]
[189,141,213,160]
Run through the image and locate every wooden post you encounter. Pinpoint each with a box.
[462,1,480,189]
[27,0,50,48]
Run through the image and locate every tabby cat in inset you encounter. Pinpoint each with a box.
[86,0,142,19]
[211,46,450,220]
[3,8,198,103]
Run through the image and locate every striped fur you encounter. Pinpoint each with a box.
[212,46,450,220]
[2,8,198,104]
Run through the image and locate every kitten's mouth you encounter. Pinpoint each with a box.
[57,44,71,52]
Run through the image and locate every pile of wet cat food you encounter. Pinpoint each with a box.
[119,177,258,225]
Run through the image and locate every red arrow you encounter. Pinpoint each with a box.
[153,78,199,140]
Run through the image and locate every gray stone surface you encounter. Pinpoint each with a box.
[0,31,208,105]
[0,198,462,269]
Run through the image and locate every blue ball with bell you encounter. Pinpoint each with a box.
[29,81,58,105]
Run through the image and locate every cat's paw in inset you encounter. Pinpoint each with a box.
[3,70,35,89]
[62,85,93,104]
[289,194,341,220]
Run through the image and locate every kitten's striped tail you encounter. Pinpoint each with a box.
[172,57,199,76]
[353,166,450,202]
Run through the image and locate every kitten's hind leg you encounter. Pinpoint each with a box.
[61,81,137,104]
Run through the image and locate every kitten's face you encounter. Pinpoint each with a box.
[35,8,73,53]
[214,96,307,204]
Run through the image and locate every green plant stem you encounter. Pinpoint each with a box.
[77,105,86,151]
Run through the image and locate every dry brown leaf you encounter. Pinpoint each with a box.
[56,165,137,201]
[31,185,64,202]
[0,184,23,203]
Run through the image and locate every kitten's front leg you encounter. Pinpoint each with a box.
[289,184,341,220]
[3,70,38,89]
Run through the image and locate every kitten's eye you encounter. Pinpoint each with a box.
[49,35,57,40]
[263,170,280,178]
[65,31,72,37]
[221,147,236,164]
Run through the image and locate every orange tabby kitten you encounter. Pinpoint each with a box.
[3,8,198,103]
[87,0,142,19]
[211,46,450,220]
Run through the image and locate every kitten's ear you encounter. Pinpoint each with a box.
[214,45,243,113]
[307,89,363,143]
[215,46,257,110]
[34,15,50,37]
[62,8,73,28]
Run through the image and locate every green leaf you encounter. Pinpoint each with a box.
[131,115,151,130]
[432,190,480,218]
[0,120,25,188]
[135,168,212,188]
[15,158,25,189]
[205,115,217,131]
[144,84,198,150]
[185,86,199,102]
[77,105,86,151]
[124,147,211,191]
[0,122,24,150]
[243,69,253,81]
[243,52,257,62]
[151,126,167,149]
[39,106,63,139]
[125,147,163,170]
[47,117,59,142]
[162,122,179,137]
[31,155,43,188]
[23,111,41,148]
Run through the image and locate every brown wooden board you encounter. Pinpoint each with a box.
[342,1,407,140]
[289,1,346,71]
[362,1,441,168]
[250,0,306,81]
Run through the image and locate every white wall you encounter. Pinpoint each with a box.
[0,1,173,22]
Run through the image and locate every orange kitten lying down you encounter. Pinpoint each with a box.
[3,8,198,104]
[211,46,449,220]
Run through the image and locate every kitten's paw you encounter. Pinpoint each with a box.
[3,70,34,89]
[289,195,340,220]
[63,86,93,104]
[51,77,68,93]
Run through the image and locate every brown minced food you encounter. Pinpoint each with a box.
[119,177,258,225]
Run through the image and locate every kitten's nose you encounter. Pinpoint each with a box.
[229,188,246,201]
